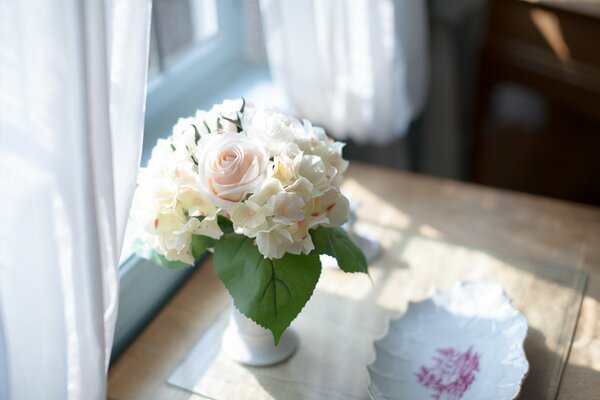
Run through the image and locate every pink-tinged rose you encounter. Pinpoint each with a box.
[196,133,269,209]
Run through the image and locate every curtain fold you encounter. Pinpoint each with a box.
[0,0,151,398]
[260,0,429,144]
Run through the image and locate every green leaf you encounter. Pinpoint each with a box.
[236,112,243,133]
[240,97,246,114]
[311,226,369,274]
[191,234,217,260]
[220,115,239,125]
[132,239,190,269]
[217,215,234,234]
[203,120,211,133]
[191,123,201,143]
[220,115,243,133]
[213,233,322,345]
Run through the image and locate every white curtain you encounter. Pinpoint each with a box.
[0,0,151,398]
[260,0,429,144]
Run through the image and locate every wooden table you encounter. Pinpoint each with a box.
[108,162,600,399]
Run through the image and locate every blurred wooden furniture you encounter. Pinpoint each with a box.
[473,0,600,205]
[108,162,600,399]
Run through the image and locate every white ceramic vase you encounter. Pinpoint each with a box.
[222,305,298,366]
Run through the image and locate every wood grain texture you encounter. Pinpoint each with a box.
[108,162,600,399]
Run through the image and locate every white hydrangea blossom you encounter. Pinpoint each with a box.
[132,99,351,262]
[131,131,221,264]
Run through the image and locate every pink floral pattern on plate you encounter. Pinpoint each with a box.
[415,346,480,400]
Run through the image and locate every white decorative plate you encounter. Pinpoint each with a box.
[367,282,529,400]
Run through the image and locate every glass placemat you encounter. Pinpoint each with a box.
[168,228,586,400]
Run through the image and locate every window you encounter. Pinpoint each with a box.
[149,0,220,76]
[112,0,244,363]
[143,0,243,158]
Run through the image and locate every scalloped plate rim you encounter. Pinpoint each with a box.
[366,281,529,400]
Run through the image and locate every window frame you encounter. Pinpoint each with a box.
[111,0,244,363]
[143,0,244,157]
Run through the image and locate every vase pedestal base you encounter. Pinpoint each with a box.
[222,306,298,367]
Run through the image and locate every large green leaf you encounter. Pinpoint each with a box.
[217,215,234,234]
[311,226,369,274]
[191,234,217,260]
[213,233,322,345]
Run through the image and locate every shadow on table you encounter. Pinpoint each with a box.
[246,322,592,400]
[346,170,595,301]
[519,327,585,399]
[165,277,594,400]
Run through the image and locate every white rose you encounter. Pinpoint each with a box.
[196,133,269,209]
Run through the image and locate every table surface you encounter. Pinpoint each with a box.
[108,162,600,400]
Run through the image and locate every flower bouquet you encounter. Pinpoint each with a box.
[131,99,368,346]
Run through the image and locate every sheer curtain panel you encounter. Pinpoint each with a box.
[260,0,429,144]
[0,0,151,398]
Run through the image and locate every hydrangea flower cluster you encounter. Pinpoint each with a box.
[131,99,350,263]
